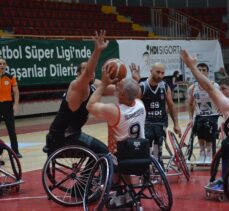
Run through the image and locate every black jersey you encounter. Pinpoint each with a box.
[140,80,168,126]
[49,84,96,136]
[224,116,229,139]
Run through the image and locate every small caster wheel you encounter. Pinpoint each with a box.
[218,194,224,202]
[205,191,211,199]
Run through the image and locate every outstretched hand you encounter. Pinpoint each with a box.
[93,30,109,52]
[101,65,118,87]
[180,50,197,69]
[129,63,140,82]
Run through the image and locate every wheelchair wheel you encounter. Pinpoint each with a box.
[180,123,195,161]
[149,156,173,211]
[42,145,99,206]
[179,121,193,149]
[83,154,113,211]
[168,131,190,181]
[223,168,229,200]
[0,141,22,186]
[209,148,222,183]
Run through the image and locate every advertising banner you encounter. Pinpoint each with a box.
[0,38,119,86]
[117,39,224,82]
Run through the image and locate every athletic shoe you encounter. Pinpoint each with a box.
[196,150,205,163]
[207,178,223,188]
[16,153,23,159]
[211,183,224,192]
[186,159,191,164]
[205,150,212,164]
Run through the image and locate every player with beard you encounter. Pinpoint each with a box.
[130,62,182,167]
[44,30,112,156]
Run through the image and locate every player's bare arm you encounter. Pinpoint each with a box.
[181,49,229,114]
[67,30,109,111]
[166,86,182,137]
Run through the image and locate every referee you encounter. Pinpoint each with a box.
[0,58,21,158]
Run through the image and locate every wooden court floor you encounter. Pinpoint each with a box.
[0,103,228,211]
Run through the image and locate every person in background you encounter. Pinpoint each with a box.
[0,58,21,158]
[188,63,220,164]
[170,70,180,91]
[130,62,182,168]
[181,50,229,190]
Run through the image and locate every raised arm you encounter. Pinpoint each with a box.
[165,86,182,137]
[180,50,229,114]
[67,30,109,111]
[129,63,143,98]
[129,63,141,82]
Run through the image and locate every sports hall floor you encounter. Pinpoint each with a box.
[0,102,228,211]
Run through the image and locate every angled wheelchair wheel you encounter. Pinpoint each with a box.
[149,156,173,211]
[42,145,99,206]
[0,140,22,189]
[168,131,190,181]
[179,122,195,161]
[83,154,113,211]
[209,148,222,183]
[179,121,193,149]
[223,168,229,200]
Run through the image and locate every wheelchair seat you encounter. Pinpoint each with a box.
[116,138,151,175]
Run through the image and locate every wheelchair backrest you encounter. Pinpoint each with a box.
[116,138,150,161]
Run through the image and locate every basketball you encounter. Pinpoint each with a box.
[103,58,127,81]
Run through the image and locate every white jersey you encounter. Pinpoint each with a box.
[192,81,219,116]
[108,99,146,154]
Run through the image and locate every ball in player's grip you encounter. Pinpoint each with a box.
[103,58,127,81]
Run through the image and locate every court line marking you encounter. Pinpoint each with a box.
[0,195,47,201]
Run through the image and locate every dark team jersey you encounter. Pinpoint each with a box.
[224,116,229,139]
[140,80,168,126]
[49,84,96,136]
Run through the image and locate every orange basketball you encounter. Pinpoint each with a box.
[103,58,127,81]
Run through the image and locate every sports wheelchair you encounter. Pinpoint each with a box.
[179,121,223,171]
[0,139,23,195]
[83,138,173,211]
[163,130,190,182]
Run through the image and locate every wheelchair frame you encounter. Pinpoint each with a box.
[223,167,229,200]
[210,148,222,183]
[0,139,23,195]
[83,152,173,211]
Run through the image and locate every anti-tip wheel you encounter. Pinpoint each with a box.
[218,194,224,202]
